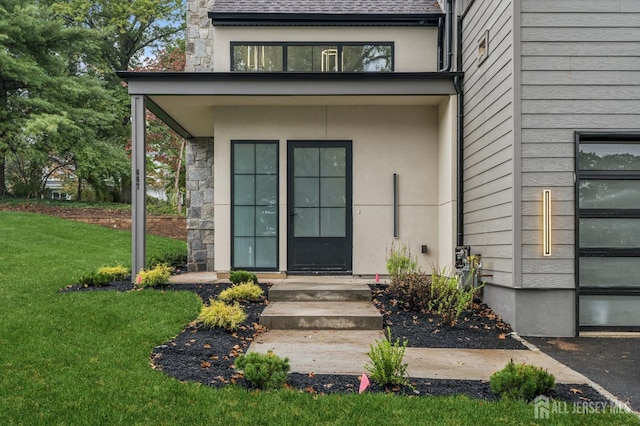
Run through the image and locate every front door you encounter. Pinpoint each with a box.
[287,141,352,272]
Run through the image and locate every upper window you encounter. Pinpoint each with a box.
[232,43,393,72]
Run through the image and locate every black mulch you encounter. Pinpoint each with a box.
[61,280,610,405]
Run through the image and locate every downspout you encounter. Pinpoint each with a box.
[455,14,465,247]
[438,0,453,72]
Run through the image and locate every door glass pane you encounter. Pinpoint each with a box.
[579,180,640,209]
[234,144,255,173]
[294,177,319,207]
[294,208,319,237]
[321,178,346,207]
[234,206,255,237]
[320,148,346,177]
[294,148,319,176]
[233,45,283,71]
[342,45,392,72]
[580,218,640,248]
[580,295,640,326]
[256,237,277,268]
[256,206,277,237]
[580,257,640,287]
[256,175,277,206]
[288,45,338,72]
[321,208,346,237]
[234,237,255,267]
[256,144,277,174]
[579,143,640,171]
[234,175,254,205]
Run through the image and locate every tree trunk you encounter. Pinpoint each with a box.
[76,178,83,201]
[0,149,6,197]
[174,138,186,213]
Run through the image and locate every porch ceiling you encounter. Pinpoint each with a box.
[117,71,462,138]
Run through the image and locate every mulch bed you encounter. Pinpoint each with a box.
[61,280,609,405]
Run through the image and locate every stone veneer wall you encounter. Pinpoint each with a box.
[186,138,215,271]
[186,0,215,72]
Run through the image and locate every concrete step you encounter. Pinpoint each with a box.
[260,301,383,330]
[268,282,372,302]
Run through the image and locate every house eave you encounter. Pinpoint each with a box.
[208,12,442,27]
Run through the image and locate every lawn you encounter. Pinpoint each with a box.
[0,211,636,425]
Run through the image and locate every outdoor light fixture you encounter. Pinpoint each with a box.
[543,189,551,256]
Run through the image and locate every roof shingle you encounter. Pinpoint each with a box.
[211,0,444,15]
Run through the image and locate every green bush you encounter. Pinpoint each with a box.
[97,265,129,281]
[197,299,247,331]
[364,327,409,387]
[229,270,259,285]
[428,268,483,326]
[148,248,187,269]
[219,282,264,303]
[79,272,112,287]
[386,243,419,282]
[388,271,432,311]
[235,351,290,390]
[135,264,173,288]
[490,360,556,401]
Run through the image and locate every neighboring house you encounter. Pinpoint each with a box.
[118,0,640,337]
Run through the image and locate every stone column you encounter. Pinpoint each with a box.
[186,0,215,72]
[186,138,215,272]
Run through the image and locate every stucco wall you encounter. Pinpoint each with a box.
[211,105,451,274]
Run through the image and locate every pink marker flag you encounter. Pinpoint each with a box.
[359,373,370,394]
[375,274,380,283]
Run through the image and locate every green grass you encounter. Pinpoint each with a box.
[0,212,637,425]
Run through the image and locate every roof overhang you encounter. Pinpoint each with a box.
[116,71,462,138]
[208,12,442,27]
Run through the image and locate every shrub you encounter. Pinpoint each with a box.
[229,270,259,285]
[490,360,556,401]
[79,272,112,287]
[97,265,129,281]
[386,243,419,282]
[428,268,483,326]
[135,264,173,288]
[364,327,409,387]
[388,271,432,311]
[148,248,187,269]
[219,282,264,303]
[234,351,290,390]
[197,299,247,331]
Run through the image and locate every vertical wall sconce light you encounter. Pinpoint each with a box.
[542,189,552,256]
[393,173,399,238]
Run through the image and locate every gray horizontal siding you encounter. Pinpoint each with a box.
[462,0,514,287]
[520,0,640,289]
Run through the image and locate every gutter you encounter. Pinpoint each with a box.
[454,10,465,247]
[438,0,453,72]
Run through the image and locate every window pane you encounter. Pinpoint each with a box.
[342,45,392,72]
[234,175,254,205]
[580,218,640,248]
[580,295,640,326]
[294,177,319,207]
[321,178,345,207]
[294,208,319,237]
[321,208,346,237]
[294,148,319,176]
[579,180,640,209]
[234,144,254,173]
[288,45,338,72]
[256,144,277,174]
[234,206,255,236]
[256,175,277,206]
[320,148,346,177]
[233,45,283,71]
[580,257,640,287]
[233,237,255,268]
[256,206,277,237]
[579,143,640,171]
[255,237,277,268]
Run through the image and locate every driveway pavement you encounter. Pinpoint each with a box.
[526,336,639,412]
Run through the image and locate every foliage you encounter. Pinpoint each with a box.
[78,271,112,287]
[490,360,556,401]
[219,282,264,303]
[428,268,483,326]
[389,272,432,311]
[364,328,409,387]
[229,270,259,285]
[234,351,291,390]
[97,265,129,281]
[135,264,173,288]
[386,242,419,281]
[197,299,247,331]
[148,247,187,269]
